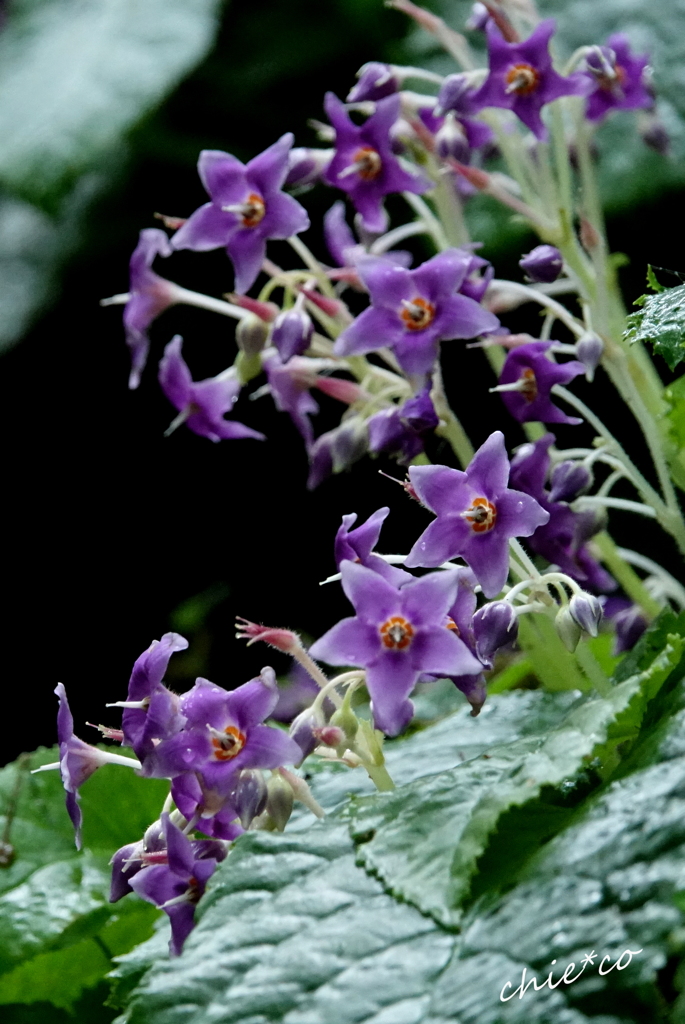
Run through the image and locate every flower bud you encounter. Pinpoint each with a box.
[613,605,648,654]
[549,460,592,503]
[569,592,603,637]
[265,773,294,832]
[472,601,519,666]
[347,62,399,103]
[555,606,581,652]
[271,308,314,362]
[436,73,473,117]
[307,418,368,490]
[466,2,489,31]
[236,313,269,357]
[519,245,563,284]
[329,702,359,745]
[435,112,471,163]
[641,116,670,155]
[143,819,166,852]
[285,147,334,188]
[289,706,325,763]
[575,331,604,381]
[233,769,268,829]
[312,724,345,748]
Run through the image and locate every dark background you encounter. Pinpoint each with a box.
[1,0,683,764]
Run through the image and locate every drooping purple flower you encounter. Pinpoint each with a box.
[368,386,439,463]
[470,20,590,140]
[405,431,550,598]
[110,819,169,902]
[509,435,615,591]
[151,668,302,794]
[307,417,368,490]
[129,813,228,955]
[323,93,430,233]
[171,134,310,294]
[271,303,314,362]
[335,506,411,586]
[472,599,519,667]
[271,663,324,724]
[519,244,563,284]
[170,773,244,840]
[549,459,592,503]
[347,62,400,103]
[495,342,585,424]
[117,632,188,762]
[323,201,412,272]
[310,561,482,735]
[159,336,265,443]
[603,597,648,654]
[334,250,499,375]
[262,351,321,447]
[583,35,652,122]
[106,229,177,390]
[34,684,142,849]
[285,147,334,188]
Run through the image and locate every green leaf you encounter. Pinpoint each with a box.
[663,375,685,492]
[647,264,666,293]
[0,746,165,1010]
[0,0,222,349]
[625,283,685,370]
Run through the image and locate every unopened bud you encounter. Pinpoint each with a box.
[576,331,604,381]
[265,773,294,832]
[348,62,399,103]
[289,705,325,763]
[233,770,268,828]
[271,307,314,362]
[436,74,472,117]
[226,293,279,322]
[330,703,359,745]
[235,618,300,653]
[579,217,600,253]
[519,245,563,284]
[435,112,470,163]
[641,116,670,155]
[472,601,518,666]
[549,460,592,503]
[236,313,269,358]
[285,147,334,188]
[466,2,489,31]
[613,605,648,654]
[314,376,365,404]
[555,606,581,652]
[313,724,345,748]
[569,592,603,637]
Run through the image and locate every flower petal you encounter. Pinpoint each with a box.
[309,616,380,667]
[172,202,236,252]
[366,652,418,736]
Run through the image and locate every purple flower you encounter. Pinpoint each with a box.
[603,598,648,654]
[509,435,615,591]
[584,35,652,122]
[108,229,177,390]
[334,250,499,375]
[129,813,227,955]
[495,342,585,424]
[151,668,302,794]
[519,244,563,284]
[307,417,368,490]
[310,561,482,735]
[323,93,430,233]
[262,351,321,447]
[335,506,411,586]
[549,460,592,503]
[323,201,412,271]
[470,20,589,140]
[271,305,314,362]
[118,632,188,762]
[170,774,244,840]
[171,134,310,294]
[368,386,439,463]
[285,147,334,189]
[35,684,142,849]
[405,431,550,597]
[159,336,265,443]
[472,599,519,666]
[347,62,399,103]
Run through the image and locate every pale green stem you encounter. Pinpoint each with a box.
[402,191,448,250]
[592,533,662,619]
[574,642,611,696]
[430,168,470,248]
[364,763,396,792]
[431,362,474,466]
[287,236,337,298]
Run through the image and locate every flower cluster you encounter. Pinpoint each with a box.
[47,0,685,959]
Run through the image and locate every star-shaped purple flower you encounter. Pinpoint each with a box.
[310,561,482,735]
[159,336,265,443]
[584,35,652,122]
[118,632,188,762]
[115,229,177,390]
[171,134,310,294]
[334,250,499,375]
[405,431,550,597]
[129,813,228,955]
[368,386,439,463]
[323,93,430,233]
[262,351,321,447]
[470,20,589,140]
[151,668,302,795]
[495,341,585,424]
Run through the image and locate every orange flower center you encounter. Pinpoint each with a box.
[597,64,627,92]
[505,63,541,96]
[520,367,538,403]
[445,616,460,635]
[211,724,247,761]
[351,146,383,180]
[241,193,266,228]
[379,615,415,650]
[400,297,436,331]
[464,497,497,533]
